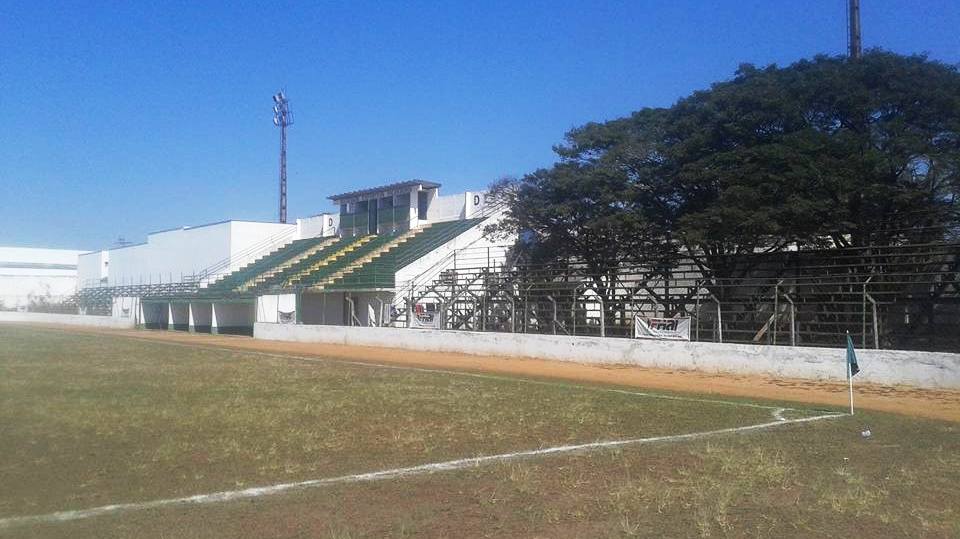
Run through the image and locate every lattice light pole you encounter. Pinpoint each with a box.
[848,0,862,59]
[273,90,293,223]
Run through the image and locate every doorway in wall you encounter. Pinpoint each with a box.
[418,191,429,220]
[368,201,378,234]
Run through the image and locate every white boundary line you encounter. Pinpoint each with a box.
[0,411,844,530]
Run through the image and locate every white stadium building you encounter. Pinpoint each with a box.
[0,247,86,311]
[73,180,508,335]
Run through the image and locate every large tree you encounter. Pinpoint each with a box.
[490,51,960,276]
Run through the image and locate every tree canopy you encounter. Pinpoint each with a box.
[489,51,960,271]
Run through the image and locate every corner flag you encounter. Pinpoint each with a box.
[846,334,860,377]
[845,333,860,414]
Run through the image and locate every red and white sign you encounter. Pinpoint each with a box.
[635,316,691,341]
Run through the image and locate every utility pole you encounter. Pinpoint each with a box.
[848,0,862,59]
[272,90,293,223]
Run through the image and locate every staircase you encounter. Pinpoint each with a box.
[327,218,485,291]
[249,236,370,291]
[204,236,334,294]
[294,231,418,290]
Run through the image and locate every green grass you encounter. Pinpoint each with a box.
[0,327,774,521]
[2,326,956,538]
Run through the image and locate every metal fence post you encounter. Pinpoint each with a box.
[571,288,578,336]
[784,293,796,346]
[547,295,557,335]
[709,293,723,343]
[862,276,873,348]
[694,279,702,341]
[773,280,781,345]
[597,294,605,338]
[866,292,880,349]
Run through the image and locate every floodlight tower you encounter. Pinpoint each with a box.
[848,0,862,59]
[273,90,293,223]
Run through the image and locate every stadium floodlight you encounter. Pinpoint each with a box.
[272,89,293,224]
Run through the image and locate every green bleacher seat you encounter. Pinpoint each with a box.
[204,236,330,293]
[293,234,399,288]
[250,236,358,291]
[327,218,483,290]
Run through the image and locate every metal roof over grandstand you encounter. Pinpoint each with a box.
[328,180,441,202]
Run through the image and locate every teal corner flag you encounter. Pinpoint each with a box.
[846,334,860,377]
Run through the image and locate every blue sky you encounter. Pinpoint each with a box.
[1,1,958,250]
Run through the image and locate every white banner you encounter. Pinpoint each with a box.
[635,316,691,341]
[410,304,442,329]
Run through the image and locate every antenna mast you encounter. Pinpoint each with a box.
[848,0,862,59]
[272,90,293,223]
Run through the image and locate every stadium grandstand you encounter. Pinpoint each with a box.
[74,180,507,335]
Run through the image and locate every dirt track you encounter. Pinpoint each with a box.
[21,323,960,422]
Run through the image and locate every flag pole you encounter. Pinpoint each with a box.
[846,331,855,415]
[848,354,854,415]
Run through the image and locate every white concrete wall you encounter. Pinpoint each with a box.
[95,221,296,286]
[77,250,109,288]
[254,323,960,389]
[228,221,297,273]
[408,186,427,228]
[148,223,232,282]
[464,191,489,218]
[0,310,135,328]
[297,213,339,239]
[426,193,466,222]
[105,243,151,286]
[0,246,84,309]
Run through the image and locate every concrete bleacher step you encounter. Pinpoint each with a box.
[328,218,485,291]
[281,236,375,286]
[302,228,423,291]
[242,237,350,290]
[240,237,339,289]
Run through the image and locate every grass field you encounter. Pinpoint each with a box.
[1,325,958,538]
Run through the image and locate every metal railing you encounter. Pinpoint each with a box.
[395,242,960,351]
[79,227,299,292]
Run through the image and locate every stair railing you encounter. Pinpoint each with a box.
[188,227,297,287]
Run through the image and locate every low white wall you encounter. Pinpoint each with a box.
[0,311,135,329]
[254,323,960,389]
